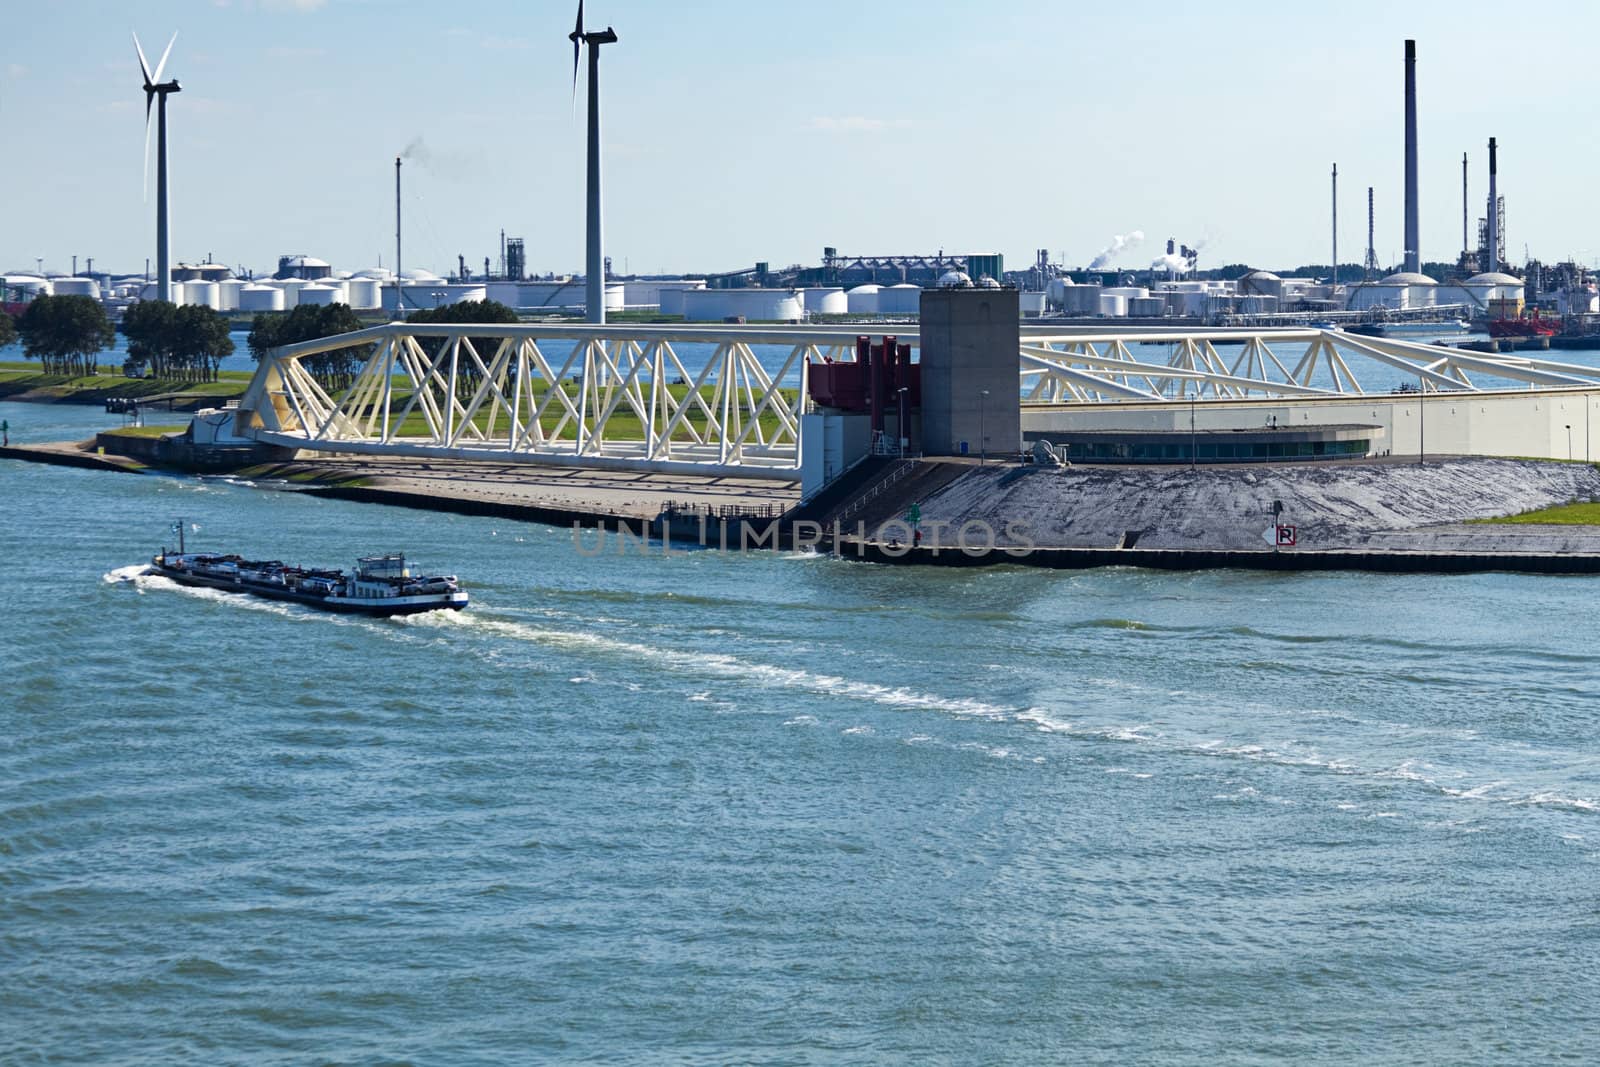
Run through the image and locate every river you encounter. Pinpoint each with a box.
[3,398,1599,1062]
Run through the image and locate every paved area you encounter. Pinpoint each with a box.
[288,457,800,520]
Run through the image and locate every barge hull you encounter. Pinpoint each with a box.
[149,565,467,616]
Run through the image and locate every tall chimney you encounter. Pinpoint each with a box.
[1331,163,1338,289]
[1487,137,1499,273]
[1366,186,1376,282]
[1403,39,1420,274]
[1462,152,1469,258]
[395,156,403,284]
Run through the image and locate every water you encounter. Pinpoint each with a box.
[5,399,1600,1063]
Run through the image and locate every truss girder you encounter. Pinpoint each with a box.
[237,323,831,475]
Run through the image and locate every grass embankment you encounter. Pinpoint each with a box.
[0,361,251,405]
[1475,502,1600,525]
[98,424,188,439]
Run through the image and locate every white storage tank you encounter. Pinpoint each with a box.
[344,277,381,310]
[1236,270,1285,301]
[1018,291,1047,316]
[1098,293,1128,317]
[1046,277,1075,309]
[1103,286,1149,300]
[798,287,847,315]
[51,277,100,299]
[1128,297,1166,317]
[274,278,310,309]
[239,284,286,312]
[877,283,922,315]
[217,279,245,311]
[846,284,881,314]
[298,283,340,307]
[185,280,221,309]
[682,288,803,322]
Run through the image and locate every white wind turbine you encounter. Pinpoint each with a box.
[135,31,180,302]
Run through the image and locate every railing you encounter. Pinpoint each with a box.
[835,459,919,525]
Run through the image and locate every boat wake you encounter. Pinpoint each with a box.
[401,608,1016,719]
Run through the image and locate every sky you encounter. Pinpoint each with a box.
[5,0,1600,280]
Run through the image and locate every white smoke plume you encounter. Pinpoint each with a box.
[1089,230,1144,269]
[401,137,431,164]
[1151,252,1188,273]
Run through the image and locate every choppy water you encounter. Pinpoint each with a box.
[5,399,1600,1063]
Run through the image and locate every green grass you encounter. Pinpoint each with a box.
[99,424,186,439]
[0,362,249,404]
[1473,501,1600,525]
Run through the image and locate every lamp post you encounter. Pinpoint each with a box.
[1190,389,1197,470]
[979,389,989,465]
[1566,423,1573,461]
[1418,383,1425,466]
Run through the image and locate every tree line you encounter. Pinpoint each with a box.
[3,295,523,386]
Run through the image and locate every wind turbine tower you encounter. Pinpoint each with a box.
[135,32,181,303]
[569,1,618,325]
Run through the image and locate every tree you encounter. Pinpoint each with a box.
[0,309,15,350]
[16,295,115,376]
[406,300,522,399]
[120,301,235,381]
[120,299,179,378]
[248,303,371,388]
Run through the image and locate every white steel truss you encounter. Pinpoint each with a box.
[234,323,878,478]
[1018,327,1600,404]
[234,322,1600,475]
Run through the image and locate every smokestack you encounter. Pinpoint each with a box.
[395,156,403,284]
[1403,39,1419,274]
[1462,152,1469,258]
[1487,137,1499,272]
[1331,163,1338,289]
[1365,186,1376,282]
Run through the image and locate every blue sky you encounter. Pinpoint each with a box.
[5,0,1599,279]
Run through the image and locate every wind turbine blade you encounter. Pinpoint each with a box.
[569,0,583,105]
[133,32,153,85]
[152,32,177,85]
[143,102,152,202]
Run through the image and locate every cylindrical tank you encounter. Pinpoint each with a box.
[217,279,245,311]
[239,284,286,312]
[681,288,803,322]
[1128,297,1166,317]
[343,278,380,309]
[51,277,100,299]
[186,280,221,309]
[1018,291,1047,316]
[1046,278,1075,308]
[876,283,922,315]
[275,278,310,309]
[1063,286,1102,314]
[846,284,881,314]
[298,284,340,307]
[1098,293,1128,317]
[1102,286,1149,300]
[798,287,847,315]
